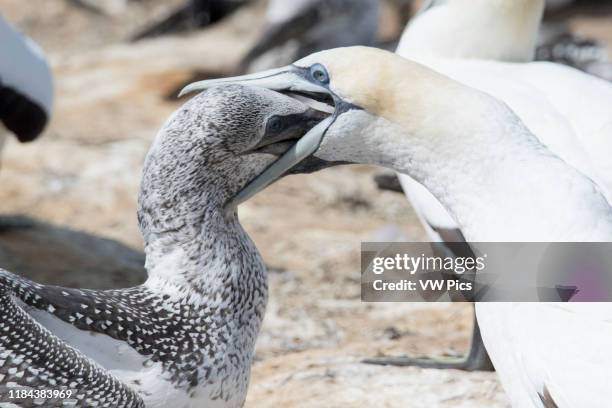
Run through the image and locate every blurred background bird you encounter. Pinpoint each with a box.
[0,15,53,160]
[238,0,380,73]
[0,14,53,230]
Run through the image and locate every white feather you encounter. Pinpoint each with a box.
[394,2,612,407]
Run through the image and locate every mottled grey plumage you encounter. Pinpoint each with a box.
[0,85,325,408]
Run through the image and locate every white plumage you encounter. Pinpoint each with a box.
[189,45,612,407]
[395,0,612,237]
[0,15,53,117]
[394,2,612,406]
[0,85,326,407]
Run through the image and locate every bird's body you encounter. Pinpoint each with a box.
[306,48,612,407]
[401,4,612,398]
[0,15,53,146]
[188,45,612,407]
[1,229,265,408]
[0,85,325,407]
[240,0,379,72]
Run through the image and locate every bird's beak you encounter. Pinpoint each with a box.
[180,67,349,211]
[179,66,329,98]
[226,116,333,210]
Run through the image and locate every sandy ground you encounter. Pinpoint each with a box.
[0,1,610,406]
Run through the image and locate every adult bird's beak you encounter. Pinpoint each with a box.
[180,67,347,211]
[226,117,334,210]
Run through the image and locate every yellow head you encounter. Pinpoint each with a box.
[179,46,500,203]
[293,46,468,128]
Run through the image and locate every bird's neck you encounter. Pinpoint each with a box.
[398,0,543,62]
[138,151,267,309]
[370,88,612,241]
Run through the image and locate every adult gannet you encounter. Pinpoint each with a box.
[239,0,379,73]
[396,0,612,195]
[382,0,608,372]
[183,46,612,407]
[391,0,612,372]
[0,84,327,408]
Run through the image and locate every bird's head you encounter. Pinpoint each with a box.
[179,46,481,207]
[139,84,329,235]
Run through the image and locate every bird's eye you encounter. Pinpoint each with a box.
[267,116,282,132]
[310,64,329,85]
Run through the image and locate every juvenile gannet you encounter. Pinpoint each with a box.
[183,46,612,407]
[0,84,327,408]
[239,0,379,73]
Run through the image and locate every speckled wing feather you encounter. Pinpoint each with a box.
[0,269,215,392]
[0,283,144,408]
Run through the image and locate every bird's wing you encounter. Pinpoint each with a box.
[395,58,607,238]
[0,281,144,408]
[0,270,154,373]
[0,270,163,373]
[0,269,209,390]
[477,303,612,408]
[396,173,459,241]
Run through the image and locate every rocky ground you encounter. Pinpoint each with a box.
[1,1,611,406]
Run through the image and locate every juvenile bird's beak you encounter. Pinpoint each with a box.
[226,117,333,210]
[248,108,329,155]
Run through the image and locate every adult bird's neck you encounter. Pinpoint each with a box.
[374,87,612,242]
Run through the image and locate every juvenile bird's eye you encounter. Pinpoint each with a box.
[310,64,329,85]
[267,116,282,132]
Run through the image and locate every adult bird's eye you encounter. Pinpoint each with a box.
[267,116,282,132]
[310,64,329,85]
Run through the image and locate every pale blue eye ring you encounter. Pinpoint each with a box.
[310,64,329,85]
